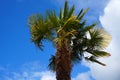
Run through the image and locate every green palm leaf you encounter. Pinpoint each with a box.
[63,1,69,19]
[48,55,56,72]
[77,8,89,21]
[88,28,111,49]
[85,56,106,66]
[86,50,111,57]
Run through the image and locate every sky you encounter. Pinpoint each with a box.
[0,0,120,80]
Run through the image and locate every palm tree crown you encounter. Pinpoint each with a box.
[28,1,111,80]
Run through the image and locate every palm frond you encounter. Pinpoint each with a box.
[76,9,83,19]
[59,8,63,19]
[29,14,45,49]
[63,1,69,19]
[85,56,106,66]
[46,11,59,28]
[82,23,97,32]
[67,5,75,18]
[71,52,81,66]
[77,8,89,21]
[63,29,78,39]
[48,55,56,71]
[88,28,111,49]
[86,50,111,57]
[63,16,79,30]
[76,20,86,30]
[28,14,56,49]
[28,14,43,27]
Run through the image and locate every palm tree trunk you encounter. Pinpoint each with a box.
[56,40,72,80]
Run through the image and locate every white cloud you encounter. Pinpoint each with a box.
[72,72,91,80]
[89,0,120,80]
[5,71,55,80]
[39,71,56,80]
[1,61,92,80]
[5,71,92,80]
[1,61,55,80]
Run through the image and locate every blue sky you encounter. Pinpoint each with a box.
[0,0,58,67]
[0,0,120,80]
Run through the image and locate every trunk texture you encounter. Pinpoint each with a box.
[56,40,72,80]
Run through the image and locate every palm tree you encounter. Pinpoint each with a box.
[28,1,111,80]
